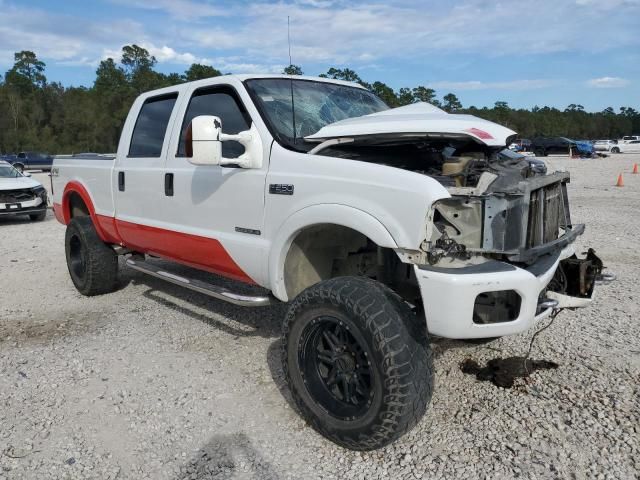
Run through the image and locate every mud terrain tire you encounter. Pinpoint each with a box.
[65,216,118,296]
[282,276,432,450]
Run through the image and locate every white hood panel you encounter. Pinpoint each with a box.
[0,176,41,191]
[305,102,517,147]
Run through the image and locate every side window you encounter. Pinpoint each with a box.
[129,93,178,157]
[177,87,251,158]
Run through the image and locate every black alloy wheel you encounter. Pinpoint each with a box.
[282,276,433,450]
[298,315,374,421]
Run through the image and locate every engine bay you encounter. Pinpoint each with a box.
[318,137,541,189]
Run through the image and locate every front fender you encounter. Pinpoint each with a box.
[268,204,398,301]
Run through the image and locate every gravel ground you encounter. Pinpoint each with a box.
[1,155,639,479]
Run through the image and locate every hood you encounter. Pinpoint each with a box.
[0,175,42,191]
[305,102,517,147]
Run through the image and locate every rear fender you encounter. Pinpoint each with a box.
[59,181,121,244]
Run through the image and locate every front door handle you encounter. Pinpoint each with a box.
[164,173,174,196]
[118,171,125,192]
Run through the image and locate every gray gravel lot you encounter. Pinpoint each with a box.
[1,155,639,479]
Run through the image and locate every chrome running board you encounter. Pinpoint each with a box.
[125,258,275,307]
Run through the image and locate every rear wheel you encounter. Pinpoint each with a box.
[282,276,432,450]
[65,216,118,296]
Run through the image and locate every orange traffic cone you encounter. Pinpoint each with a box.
[633,163,638,174]
[616,174,624,187]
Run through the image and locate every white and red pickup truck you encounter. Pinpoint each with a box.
[51,74,611,450]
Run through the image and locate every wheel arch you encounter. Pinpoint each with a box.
[61,181,120,244]
[269,204,399,302]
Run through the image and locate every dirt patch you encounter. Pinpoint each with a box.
[0,311,107,345]
[460,357,559,388]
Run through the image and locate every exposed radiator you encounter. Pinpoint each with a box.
[526,182,566,248]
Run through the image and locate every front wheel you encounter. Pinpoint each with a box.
[282,277,433,450]
[65,216,118,296]
[611,147,620,153]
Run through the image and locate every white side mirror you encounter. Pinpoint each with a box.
[185,115,262,169]
[23,171,32,177]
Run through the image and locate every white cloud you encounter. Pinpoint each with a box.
[576,0,640,9]
[427,79,556,91]
[0,4,145,68]
[108,0,228,20]
[176,0,640,69]
[587,77,631,88]
[1,0,639,92]
[142,44,198,65]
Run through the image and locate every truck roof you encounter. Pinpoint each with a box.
[135,74,367,100]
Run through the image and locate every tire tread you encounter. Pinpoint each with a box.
[282,276,433,450]
[65,216,118,296]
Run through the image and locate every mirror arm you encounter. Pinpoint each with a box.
[218,123,263,169]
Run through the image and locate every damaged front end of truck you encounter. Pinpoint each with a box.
[306,102,613,337]
[426,168,610,323]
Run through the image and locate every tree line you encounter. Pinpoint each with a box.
[1,46,638,154]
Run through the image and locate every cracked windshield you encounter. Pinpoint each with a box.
[246,78,388,149]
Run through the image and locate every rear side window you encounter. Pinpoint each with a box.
[177,87,251,158]
[129,93,178,157]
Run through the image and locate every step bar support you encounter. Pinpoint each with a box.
[125,258,275,307]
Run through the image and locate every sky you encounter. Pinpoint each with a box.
[0,0,639,111]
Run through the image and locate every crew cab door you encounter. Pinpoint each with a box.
[114,92,180,251]
[160,83,269,285]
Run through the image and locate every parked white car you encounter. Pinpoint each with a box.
[51,74,611,450]
[0,160,48,221]
[593,140,618,152]
[619,135,640,143]
[611,140,640,153]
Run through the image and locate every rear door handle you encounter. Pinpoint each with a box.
[164,173,174,196]
[118,171,125,192]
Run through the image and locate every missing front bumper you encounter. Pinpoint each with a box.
[545,248,613,308]
[415,245,611,339]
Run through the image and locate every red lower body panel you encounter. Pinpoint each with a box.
[55,200,253,284]
[53,202,65,224]
[115,219,255,284]
[96,215,121,244]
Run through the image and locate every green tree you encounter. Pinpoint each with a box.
[565,104,584,112]
[120,44,165,94]
[412,86,438,105]
[370,81,398,107]
[443,93,462,112]
[319,67,370,88]
[396,87,414,106]
[94,59,128,95]
[93,58,132,151]
[283,64,303,75]
[184,64,222,81]
[121,44,156,73]
[4,50,47,92]
[2,49,639,155]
